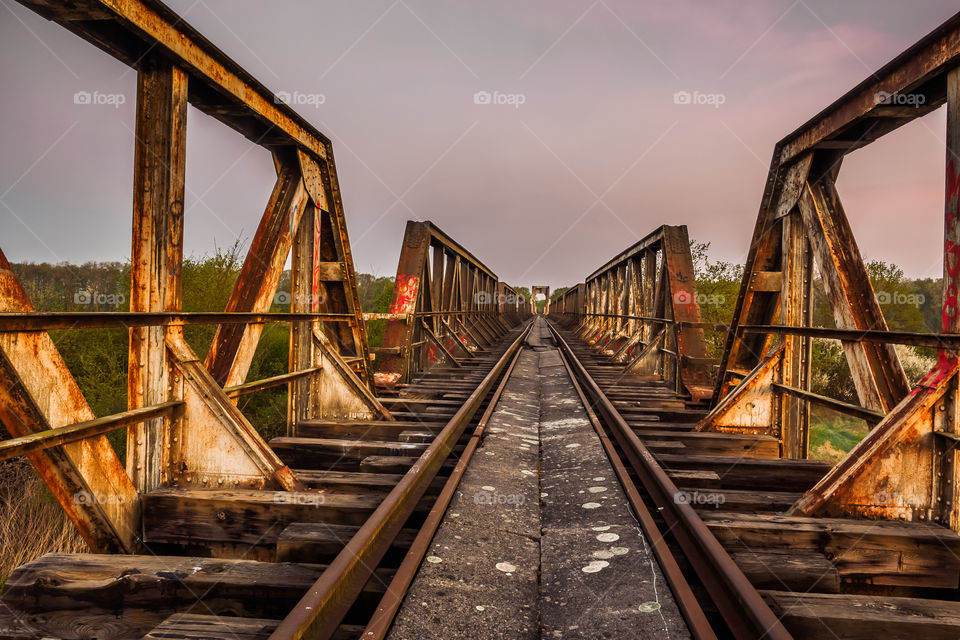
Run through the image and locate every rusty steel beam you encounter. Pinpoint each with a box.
[790,60,960,527]
[0,311,357,331]
[778,12,960,163]
[377,221,527,386]
[716,14,960,407]
[224,368,322,400]
[127,53,187,494]
[0,402,183,463]
[205,154,309,388]
[17,0,332,159]
[741,325,960,350]
[573,225,713,401]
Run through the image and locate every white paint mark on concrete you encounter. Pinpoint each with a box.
[426,556,442,564]
[596,533,620,542]
[496,562,517,573]
[582,502,601,509]
[582,560,609,573]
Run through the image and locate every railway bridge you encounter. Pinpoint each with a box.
[3,2,960,639]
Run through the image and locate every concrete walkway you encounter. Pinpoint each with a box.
[387,318,689,639]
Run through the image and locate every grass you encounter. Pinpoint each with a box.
[808,408,870,463]
[0,460,87,591]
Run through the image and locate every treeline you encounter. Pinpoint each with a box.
[690,241,938,403]
[6,242,945,442]
[547,241,940,405]
[5,247,396,453]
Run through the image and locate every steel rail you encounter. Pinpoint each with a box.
[361,333,526,639]
[270,321,533,640]
[551,331,718,640]
[547,321,793,640]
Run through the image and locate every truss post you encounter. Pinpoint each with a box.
[127,56,188,493]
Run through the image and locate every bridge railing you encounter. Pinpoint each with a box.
[694,11,960,531]
[1,0,390,554]
[374,221,530,387]
[553,225,717,402]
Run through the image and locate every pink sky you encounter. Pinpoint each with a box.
[0,0,957,288]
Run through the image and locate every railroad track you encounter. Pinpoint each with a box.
[548,317,960,639]
[0,320,531,640]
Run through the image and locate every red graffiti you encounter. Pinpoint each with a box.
[944,283,958,331]
[427,344,438,362]
[390,274,420,316]
[445,338,456,352]
[311,211,321,311]
[927,160,960,394]
[459,334,469,344]
[912,349,958,395]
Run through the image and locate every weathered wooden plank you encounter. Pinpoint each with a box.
[294,420,446,440]
[292,470,446,496]
[270,436,440,468]
[141,487,390,546]
[731,551,840,593]
[704,511,960,588]
[359,455,456,474]
[1,553,328,639]
[143,614,278,640]
[655,453,829,492]
[276,523,417,564]
[762,590,960,639]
